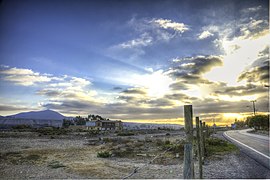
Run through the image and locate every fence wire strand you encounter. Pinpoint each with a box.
[122,146,173,179]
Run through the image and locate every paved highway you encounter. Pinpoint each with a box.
[224,129,270,169]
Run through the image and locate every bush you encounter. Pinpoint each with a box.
[246,115,269,130]
[87,130,100,136]
[111,149,132,157]
[48,160,66,168]
[36,127,68,135]
[117,132,135,136]
[97,151,112,158]
[206,138,238,156]
[12,124,32,130]
[25,154,40,161]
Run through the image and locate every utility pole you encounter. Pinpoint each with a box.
[250,100,256,116]
[212,118,216,134]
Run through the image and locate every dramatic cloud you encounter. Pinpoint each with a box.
[42,100,103,116]
[0,104,32,112]
[238,60,269,84]
[122,88,147,95]
[0,67,51,86]
[169,81,189,91]
[213,83,267,97]
[167,55,223,80]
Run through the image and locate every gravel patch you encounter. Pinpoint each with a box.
[0,132,269,179]
[0,137,87,152]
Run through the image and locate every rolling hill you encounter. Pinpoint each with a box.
[6,110,65,120]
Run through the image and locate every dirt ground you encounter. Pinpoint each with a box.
[0,130,269,179]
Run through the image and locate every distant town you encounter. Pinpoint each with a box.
[0,109,183,130]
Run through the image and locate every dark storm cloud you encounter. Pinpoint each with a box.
[122,88,147,95]
[238,46,269,84]
[36,89,83,99]
[117,95,137,102]
[165,93,198,102]
[146,98,174,107]
[238,61,269,84]
[113,87,123,90]
[43,100,102,110]
[103,103,180,120]
[167,56,223,84]
[0,105,30,112]
[213,83,268,96]
[37,89,62,97]
[169,81,189,91]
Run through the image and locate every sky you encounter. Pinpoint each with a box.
[0,0,269,125]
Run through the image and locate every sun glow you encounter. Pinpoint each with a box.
[204,30,269,86]
[132,70,173,97]
[222,113,244,120]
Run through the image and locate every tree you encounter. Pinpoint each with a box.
[234,119,246,129]
[246,115,269,130]
[63,119,73,128]
[74,116,86,125]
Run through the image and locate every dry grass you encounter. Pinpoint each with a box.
[66,161,131,178]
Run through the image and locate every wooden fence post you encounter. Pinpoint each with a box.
[183,105,194,179]
[203,122,207,156]
[196,117,203,179]
[206,125,209,138]
[199,120,204,160]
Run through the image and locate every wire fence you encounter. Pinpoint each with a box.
[122,146,174,179]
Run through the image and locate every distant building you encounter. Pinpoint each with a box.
[86,120,123,131]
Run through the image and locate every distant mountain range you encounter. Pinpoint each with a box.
[4,110,65,120]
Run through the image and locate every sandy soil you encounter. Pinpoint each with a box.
[0,131,269,179]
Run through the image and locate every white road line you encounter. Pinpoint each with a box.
[224,131,270,160]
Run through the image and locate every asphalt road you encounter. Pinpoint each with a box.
[224,129,270,169]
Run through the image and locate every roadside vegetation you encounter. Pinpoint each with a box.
[206,138,238,156]
[246,115,269,131]
[232,115,269,136]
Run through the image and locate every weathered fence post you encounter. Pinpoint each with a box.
[206,125,209,138]
[203,122,207,156]
[183,105,194,179]
[199,120,205,160]
[196,117,203,179]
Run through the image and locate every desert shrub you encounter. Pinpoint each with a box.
[87,130,100,136]
[169,143,185,154]
[1,152,42,164]
[165,140,170,145]
[97,151,112,158]
[12,124,32,131]
[117,132,135,136]
[155,139,185,155]
[36,127,68,135]
[111,149,131,157]
[206,138,238,156]
[48,160,66,168]
[12,124,32,129]
[103,137,115,143]
[155,139,163,146]
[25,154,40,161]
